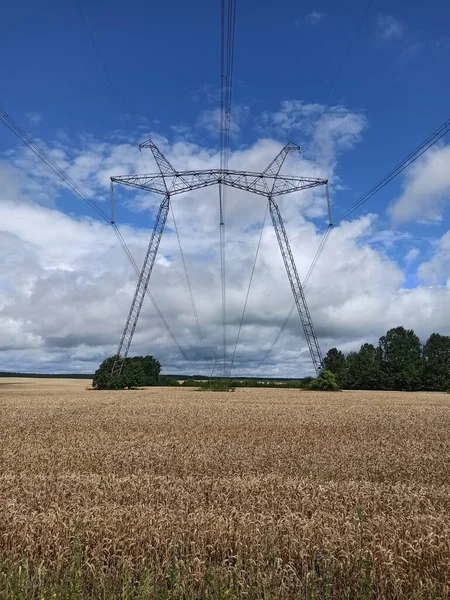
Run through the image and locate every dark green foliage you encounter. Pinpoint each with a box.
[422,333,450,391]
[326,327,450,392]
[323,348,347,387]
[0,372,93,379]
[158,375,181,387]
[230,379,311,389]
[198,379,235,392]
[346,344,384,390]
[378,327,423,391]
[182,379,203,387]
[309,370,340,391]
[92,355,161,390]
[182,378,312,389]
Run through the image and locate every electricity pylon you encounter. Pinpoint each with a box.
[110,139,328,376]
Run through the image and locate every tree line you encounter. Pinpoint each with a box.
[323,326,450,391]
[92,356,341,391]
[0,372,93,379]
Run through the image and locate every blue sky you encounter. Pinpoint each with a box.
[1,0,450,375]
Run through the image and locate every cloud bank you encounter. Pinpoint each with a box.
[1,102,450,376]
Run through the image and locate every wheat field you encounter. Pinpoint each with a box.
[1,378,450,599]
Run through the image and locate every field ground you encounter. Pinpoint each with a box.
[1,379,450,599]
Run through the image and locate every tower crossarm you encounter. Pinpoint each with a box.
[255,141,302,194]
[111,170,326,198]
[139,138,178,176]
[111,174,168,195]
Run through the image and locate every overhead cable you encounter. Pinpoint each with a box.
[334,117,450,226]
[218,0,238,374]
[71,4,214,369]
[169,203,212,375]
[258,116,450,368]
[0,107,191,363]
[73,0,128,120]
[256,224,332,369]
[263,2,376,371]
[229,200,269,377]
[322,0,375,107]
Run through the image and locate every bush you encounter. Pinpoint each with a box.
[158,375,181,387]
[182,379,203,387]
[92,355,161,390]
[199,379,235,392]
[309,370,340,391]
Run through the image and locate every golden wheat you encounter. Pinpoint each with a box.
[1,379,449,599]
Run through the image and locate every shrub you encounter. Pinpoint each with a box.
[158,375,181,387]
[199,379,235,392]
[182,379,203,387]
[309,370,340,391]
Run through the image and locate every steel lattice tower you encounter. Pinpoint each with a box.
[110,139,328,377]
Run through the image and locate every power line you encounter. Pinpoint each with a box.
[262,1,375,371]
[0,108,110,222]
[285,0,375,144]
[258,115,450,369]
[334,117,450,226]
[71,2,215,370]
[218,0,238,375]
[303,224,333,284]
[73,0,128,121]
[256,225,332,370]
[0,107,191,364]
[111,222,190,361]
[322,0,375,107]
[169,202,212,375]
[229,200,269,377]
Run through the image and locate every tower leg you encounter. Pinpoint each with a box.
[112,195,170,376]
[269,197,323,375]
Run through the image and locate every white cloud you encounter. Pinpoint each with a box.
[257,101,367,171]
[1,108,450,377]
[405,248,420,262]
[376,14,405,41]
[418,231,450,284]
[389,144,450,224]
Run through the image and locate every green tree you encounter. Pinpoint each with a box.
[346,343,384,390]
[378,327,423,391]
[92,355,161,390]
[323,348,348,387]
[423,333,450,391]
[309,370,340,391]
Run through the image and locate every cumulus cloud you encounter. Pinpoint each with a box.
[1,106,450,377]
[418,231,450,284]
[257,101,367,172]
[389,144,450,223]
